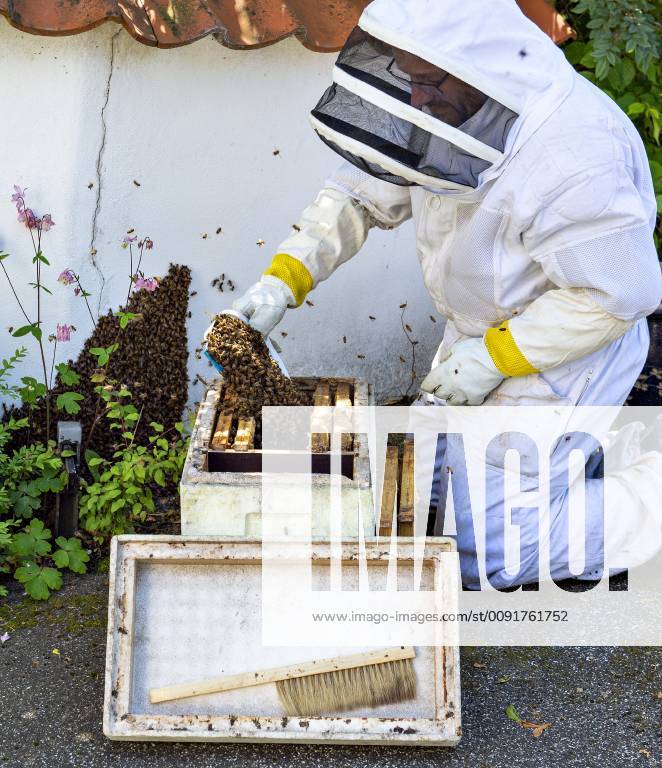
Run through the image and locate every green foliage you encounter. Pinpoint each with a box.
[14,562,62,601]
[0,350,88,601]
[55,363,80,387]
[80,405,187,541]
[562,0,662,230]
[1,219,186,601]
[0,518,87,601]
[52,536,90,574]
[89,344,118,367]
[11,518,52,559]
[12,323,42,342]
[55,390,84,415]
[0,442,66,519]
[0,348,27,399]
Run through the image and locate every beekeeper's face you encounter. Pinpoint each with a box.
[392,49,487,127]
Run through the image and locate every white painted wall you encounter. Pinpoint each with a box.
[0,21,441,406]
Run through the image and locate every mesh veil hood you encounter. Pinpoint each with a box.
[311,0,576,194]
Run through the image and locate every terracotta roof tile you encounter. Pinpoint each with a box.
[0,0,573,50]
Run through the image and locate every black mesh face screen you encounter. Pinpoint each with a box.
[311,26,518,189]
[312,83,492,188]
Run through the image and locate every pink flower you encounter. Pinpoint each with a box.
[56,324,73,342]
[74,287,81,296]
[41,213,55,231]
[58,269,76,286]
[10,185,26,210]
[18,207,39,229]
[132,276,158,292]
[0,632,9,644]
[122,235,138,249]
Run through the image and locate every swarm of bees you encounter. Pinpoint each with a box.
[211,273,235,292]
[3,264,191,457]
[205,314,311,423]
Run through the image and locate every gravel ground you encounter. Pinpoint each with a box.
[1,571,660,768]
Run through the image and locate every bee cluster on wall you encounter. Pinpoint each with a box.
[4,264,191,456]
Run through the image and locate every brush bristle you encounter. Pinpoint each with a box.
[276,658,416,716]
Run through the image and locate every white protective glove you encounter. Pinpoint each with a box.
[420,337,505,405]
[231,275,296,336]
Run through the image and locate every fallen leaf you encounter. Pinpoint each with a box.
[369,315,376,320]
[405,324,413,333]
[305,300,314,307]
[256,239,265,246]
[357,354,365,359]
[473,661,487,669]
[498,675,510,683]
[505,704,521,723]
[280,332,288,337]
[202,233,208,239]
[639,748,652,759]
[399,302,407,309]
[429,315,437,323]
[87,182,94,189]
[272,149,280,156]
[216,227,223,235]
[133,180,141,187]
[520,720,552,738]
[655,691,662,701]
[399,356,407,363]
[52,648,60,656]
[576,687,583,693]
[0,632,9,644]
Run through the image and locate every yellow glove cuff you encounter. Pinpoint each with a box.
[484,320,539,377]
[263,253,313,307]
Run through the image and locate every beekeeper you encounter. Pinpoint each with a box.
[231,0,662,587]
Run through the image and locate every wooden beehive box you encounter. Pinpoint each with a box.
[103,536,461,746]
[180,378,375,538]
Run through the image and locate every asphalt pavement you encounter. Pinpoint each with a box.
[1,571,659,768]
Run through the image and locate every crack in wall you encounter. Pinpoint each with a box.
[89,28,121,315]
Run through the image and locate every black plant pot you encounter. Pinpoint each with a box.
[626,310,662,406]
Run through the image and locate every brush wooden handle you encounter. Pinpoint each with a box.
[149,646,415,704]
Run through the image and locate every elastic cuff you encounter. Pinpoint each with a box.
[263,253,313,307]
[484,320,539,377]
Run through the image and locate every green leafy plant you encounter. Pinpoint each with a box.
[0,354,91,600]
[0,203,189,601]
[2,518,89,600]
[80,409,188,541]
[561,0,662,247]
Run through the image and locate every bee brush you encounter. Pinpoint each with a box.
[149,646,416,716]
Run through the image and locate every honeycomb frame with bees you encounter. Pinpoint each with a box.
[180,377,375,539]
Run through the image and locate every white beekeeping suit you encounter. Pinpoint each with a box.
[233,0,662,587]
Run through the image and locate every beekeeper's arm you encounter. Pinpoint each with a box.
[421,169,662,404]
[233,163,412,334]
